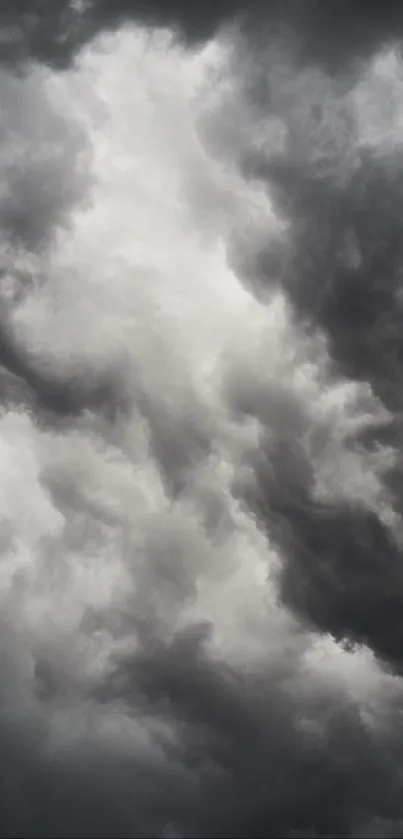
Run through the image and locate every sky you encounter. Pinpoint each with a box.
[2,2,403,837]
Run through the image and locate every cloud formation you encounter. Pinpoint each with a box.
[1,4,403,839]
[1,0,403,72]
[199,22,403,676]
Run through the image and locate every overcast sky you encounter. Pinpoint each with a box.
[1,2,403,837]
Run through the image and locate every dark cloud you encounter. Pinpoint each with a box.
[200,5,403,682]
[100,628,394,839]
[2,2,403,839]
[242,432,403,670]
[238,114,403,413]
[0,1,403,73]
[4,617,403,839]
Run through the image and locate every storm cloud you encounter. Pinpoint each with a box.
[1,1,403,71]
[1,3,403,839]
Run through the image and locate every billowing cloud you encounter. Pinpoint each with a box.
[1,5,403,839]
[2,1,403,73]
[197,21,403,677]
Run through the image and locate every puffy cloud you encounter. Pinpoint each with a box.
[1,8,403,839]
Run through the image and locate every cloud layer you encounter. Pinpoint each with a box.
[1,5,403,839]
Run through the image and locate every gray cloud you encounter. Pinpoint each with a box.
[0,64,94,416]
[1,1,403,73]
[200,28,403,682]
[1,5,403,839]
